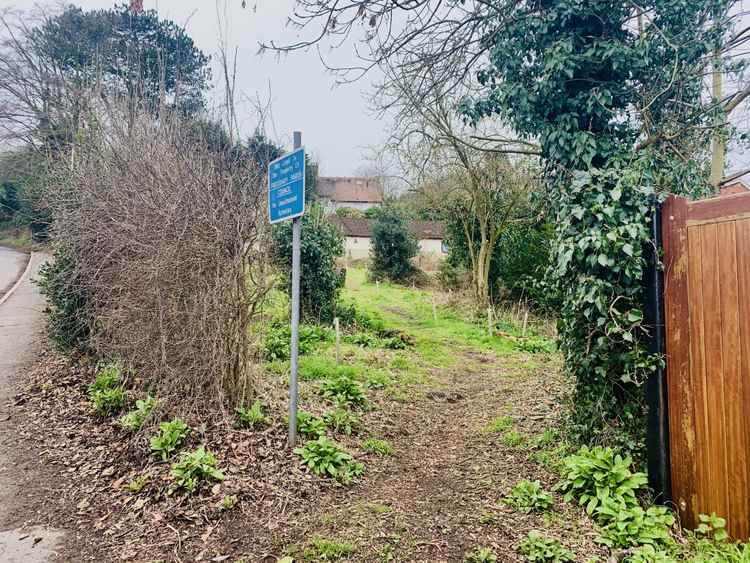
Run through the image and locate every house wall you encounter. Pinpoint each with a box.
[325,200,381,212]
[342,236,447,271]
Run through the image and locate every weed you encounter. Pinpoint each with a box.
[502,430,525,447]
[389,354,411,370]
[88,364,125,416]
[514,337,556,354]
[318,374,369,408]
[517,533,574,562]
[503,480,554,513]
[696,513,729,542]
[90,387,126,416]
[294,436,364,485]
[363,502,392,514]
[624,545,676,562]
[265,323,333,361]
[124,474,148,494]
[361,438,394,457]
[554,446,646,517]
[217,494,237,512]
[118,396,156,431]
[150,419,190,461]
[532,429,559,448]
[365,371,393,390]
[323,408,361,436]
[344,332,380,348]
[234,400,269,429]
[303,536,355,561]
[595,502,675,549]
[297,411,328,438]
[486,415,513,433]
[169,445,224,493]
[479,511,496,525]
[300,356,344,381]
[464,547,498,563]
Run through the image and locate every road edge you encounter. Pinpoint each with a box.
[0,250,34,308]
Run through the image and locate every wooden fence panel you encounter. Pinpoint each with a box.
[663,193,750,539]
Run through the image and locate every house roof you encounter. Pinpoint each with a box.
[329,217,446,240]
[720,180,750,196]
[318,177,384,204]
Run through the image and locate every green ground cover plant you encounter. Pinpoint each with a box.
[296,411,327,438]
[88,363,126,416]
[323,408,361,436]
[302,536,355,561]
[318,374,369,408]
[503,480,554,513]
[169,446,224,493]
[517,533,574,562]
[361,438,394,457]
[294,436,364,485]
[117,396,156,431]
[150,419,190,461]
[464,546,498,563]
[234,400,269,429]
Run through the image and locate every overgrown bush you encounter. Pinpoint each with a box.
[272,204,344,323]
[47,107,269,409]
[37,247,90,352]
[369,209,419,282]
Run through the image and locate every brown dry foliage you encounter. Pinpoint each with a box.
[48,107,270,410]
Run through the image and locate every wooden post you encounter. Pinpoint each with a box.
[487,306,493,336]
[522,310,529,338]
[334,317,341,365]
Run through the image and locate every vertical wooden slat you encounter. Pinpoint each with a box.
[735,218,750,540]
[686,224,710,523]
[662,196,696,526]
[697,222,730,521]
[717,221,747,538]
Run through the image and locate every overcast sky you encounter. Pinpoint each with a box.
[1,0,385,176]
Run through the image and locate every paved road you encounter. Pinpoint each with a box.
[0,247,27,298]
[0,249,62,562]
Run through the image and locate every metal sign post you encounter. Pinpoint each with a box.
[268,131,305,448]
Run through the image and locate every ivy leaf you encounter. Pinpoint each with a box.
[622,243,634,256]
[597,254,609,267]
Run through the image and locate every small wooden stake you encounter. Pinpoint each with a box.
[334,317,341,364]
[522,310,529,338]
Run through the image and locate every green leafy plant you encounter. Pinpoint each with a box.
[361,438,394,457]
[486,415,513,433]
[365,371,393,390]
[502,430,524,447]
[265,323,334,361]
[88,364,126,416]
[517,533,574,562]
[297,411,327,438]
[464,547,498,563]
[169,445,224,493]
[150,419,190,461]
[234,400,269,429]
[554,446,646,517]
[503,480,554,513]
[217,494,237,512]
[294,436,364,485]
[625,545,677,563]
[696,513,729,543]
[302,536,355,561]
[118,396,156,431]
[318,374,369,408]
[595,501,675,549]
[124,474,149,494]
[344,332,380,348]
[515,337,556,354]
[323,408,361,436]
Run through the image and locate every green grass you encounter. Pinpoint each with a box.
[486,415,514,433]
[343,269,518,364]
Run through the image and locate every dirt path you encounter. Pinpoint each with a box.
[0,251,63,562]
[281,348,602,562]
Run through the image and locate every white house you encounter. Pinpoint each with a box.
[329,217,447,271]
[318,177,384,212]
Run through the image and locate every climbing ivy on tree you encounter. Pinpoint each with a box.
[461,0,736,450]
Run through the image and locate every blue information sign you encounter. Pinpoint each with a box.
[268,147,306,224]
